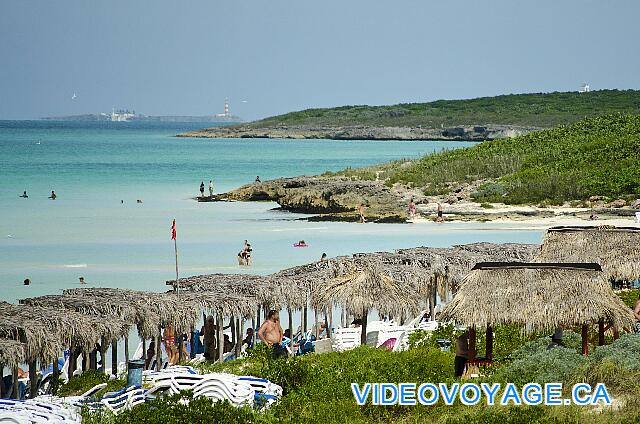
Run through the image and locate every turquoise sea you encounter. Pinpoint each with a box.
[0,121,542,307]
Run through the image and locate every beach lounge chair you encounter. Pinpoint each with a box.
[331,328,361,352]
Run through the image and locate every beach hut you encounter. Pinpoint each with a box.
[536,225,640,284]
[313,257,422,345]
[441,262,636,364]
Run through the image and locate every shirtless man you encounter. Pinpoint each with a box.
[257,310,286,359]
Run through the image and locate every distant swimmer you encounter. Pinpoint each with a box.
[199,181,205,197]
[121,200,124,204]
[23,278,30,286]
[79,277,86,284]
[19,190,28,198]
[137,199,143,204]
[49,190,57,200]
[255,176,261,183]
[321,253,328,261]
[294,240,308,247]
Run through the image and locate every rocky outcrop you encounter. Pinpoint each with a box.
[220,177,408,222]
[178,125,538,141]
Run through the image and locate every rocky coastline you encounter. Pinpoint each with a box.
[203,177,640,224]
[178,124,538,141]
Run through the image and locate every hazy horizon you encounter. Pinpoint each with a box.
[1,0,639,120]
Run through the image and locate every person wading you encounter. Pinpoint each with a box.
[257,310,285,359]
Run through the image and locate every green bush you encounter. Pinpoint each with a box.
[493,347,587,386]
[57,370,126,398]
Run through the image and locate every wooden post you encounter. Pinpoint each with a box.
[303,299,308,333]
[177,328,184,364]
[314,308,320,338]
[69,348,77,380]
[110,341,118,377]
[0,362,4,399]
[0,362,4,398]
[328,306,333,338]
[156,326,162,371]
[82,351,89,372]
[251,317,256,347]
[581,324,589,355]
[230,315,236,346]
[100,337,107,373]
[486,326,493,361]
[360,307,368,345]
[613,326,620,340]
[256,305,261,330]
[141,338,146,362]
[217,313,224,362]
[124,335,129,370]
[237,318,244,357]
[598,319,605,346]
[29,360,37,398]
[89,349,97,371]
[288,307,293,347]
[468,327,477,363]
[52,358,59,391]
[12,367,19,399]
[190,326,195,359]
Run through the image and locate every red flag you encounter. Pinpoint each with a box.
[171,219,176,240]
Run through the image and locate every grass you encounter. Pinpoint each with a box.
[327,113,640,205]
[247,90,640,129]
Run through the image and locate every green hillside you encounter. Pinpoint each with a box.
[386,114,640,204]
[249,90,640,129]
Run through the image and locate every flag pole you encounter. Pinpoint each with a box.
[172,219,179,294]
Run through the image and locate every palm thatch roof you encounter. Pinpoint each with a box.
[63,288,197,337]
[0,301,129,363]
[536,225,640,282]
[314,257,422,318]
[441,262,636,333]
[0,338,26,369]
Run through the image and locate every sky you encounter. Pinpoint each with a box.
[1,0,639,120]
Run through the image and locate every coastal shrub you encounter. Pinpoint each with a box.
[616,289,640,308]
[508,331,582,360]
[492,347,587,387]
[57,370,126,398]
[82,391,258,424]
[385,114,640,204]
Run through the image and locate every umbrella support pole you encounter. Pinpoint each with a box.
[581,325,589,355]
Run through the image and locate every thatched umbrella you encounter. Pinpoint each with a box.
[314,257,422,345]
[441,262,636,359]
[536,225,640,283]
[0,338,26,398]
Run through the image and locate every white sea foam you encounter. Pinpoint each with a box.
[63,264,88,268]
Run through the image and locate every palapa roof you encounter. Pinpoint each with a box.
[0,301,128,363]
[63,288,197,337]
[441,262,636,333]
[0,338,26,369]
[536,225,640,282]
[313,257,422,317]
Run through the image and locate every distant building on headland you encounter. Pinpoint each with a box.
[579,83,590,93]
[215,98,231,118]
[111,108,136,122]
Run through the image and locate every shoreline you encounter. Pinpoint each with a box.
[177,124,538,142]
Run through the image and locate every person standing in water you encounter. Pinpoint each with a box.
[19,191,28,198]
[408,198,417,218]
[255,176,261,183]
[358,203,367,223]
[208,180,214,196]
[199,182,205,197]
[49,190,56,200]
[79,277,86,284]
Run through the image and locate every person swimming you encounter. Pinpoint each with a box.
[79,277,86,284]
[19,190,28,198]
[23,278,30,286]
[49,190,56,200]
[294,240,308,247]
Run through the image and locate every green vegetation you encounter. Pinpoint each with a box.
[57,370,126,397]
[75,294,640,423]
[617,289,640,308]
[249,90,640,129]
[339,114,640,204]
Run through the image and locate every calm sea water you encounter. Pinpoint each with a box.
[0,121,542,305]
